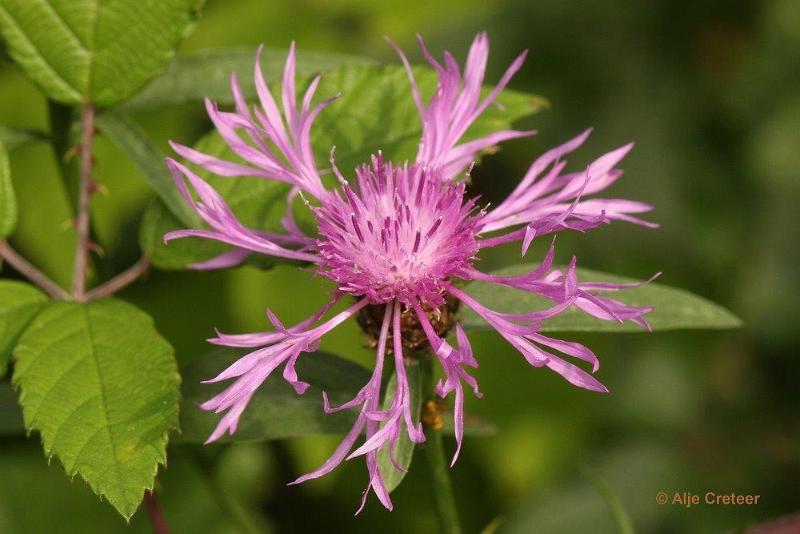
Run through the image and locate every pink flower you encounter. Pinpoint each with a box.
[165,33,655,511]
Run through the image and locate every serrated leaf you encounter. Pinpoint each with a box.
[177,348,370,443]
[0,125,49,151]
[0,0,203,106]
[0,379,24,435]
[12,299,180,518]
[0,140,15,236]
[460,266,743,332]
[124,46,377,110]
[312,64,547,173]
[377,358,425,493]
[139,130,316,270]
[0,280,48,376]
[96,111,199,227]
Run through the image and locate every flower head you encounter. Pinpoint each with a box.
[165,33,656,511]
[316,155,482,306]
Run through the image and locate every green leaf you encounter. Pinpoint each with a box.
[96,111,199,227]
[12,299,180,518]
[124,46,377,110]
[0,0,203,106]
[0,379,24,435]
[311,64,547,174]
[138,130,315,270]
[0,280,48,376]
[138,63,543,268]
[460,266,743,332]
[138,199,226,270]
[177,348,370,443]
[377,358,425,493]
[0,125,49,150]
[0,140,16,236]
[131,61,542,269]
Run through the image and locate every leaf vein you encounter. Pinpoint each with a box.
[0,5,82,98]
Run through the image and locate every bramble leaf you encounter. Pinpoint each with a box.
[0,280,47,376]
[12,299,180,518]
[0,0,203,106]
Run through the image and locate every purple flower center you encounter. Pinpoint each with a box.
[314,155,482,306]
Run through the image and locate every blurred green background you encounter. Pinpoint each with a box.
[1,0,798,532]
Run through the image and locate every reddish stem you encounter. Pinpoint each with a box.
[143,491,170,534]
[85,256,150,300]
[72,103,94,301]
[0,240,70,299]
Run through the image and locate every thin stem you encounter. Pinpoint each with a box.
[143,491,170,534]
[0,240,70,299]
[85,256,150,300]
[420,354,462,534]
[72,103,94,301]
[424,427,462,534]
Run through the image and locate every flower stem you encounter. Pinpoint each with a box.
[72,103,94,302]
[0,240,70,299]
[420,354,462,534]
[424,427,462,534]
[143,491,170,534]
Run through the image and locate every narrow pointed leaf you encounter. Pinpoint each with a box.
[12,299,180,518]
[0,280,48,376]
[177,349,371,443]
[0,125,48,151]
[377,358,424,493]
[0,0,203,106]
[124,46,377,110]
[460,265,743,332]
[96,112,199,227]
